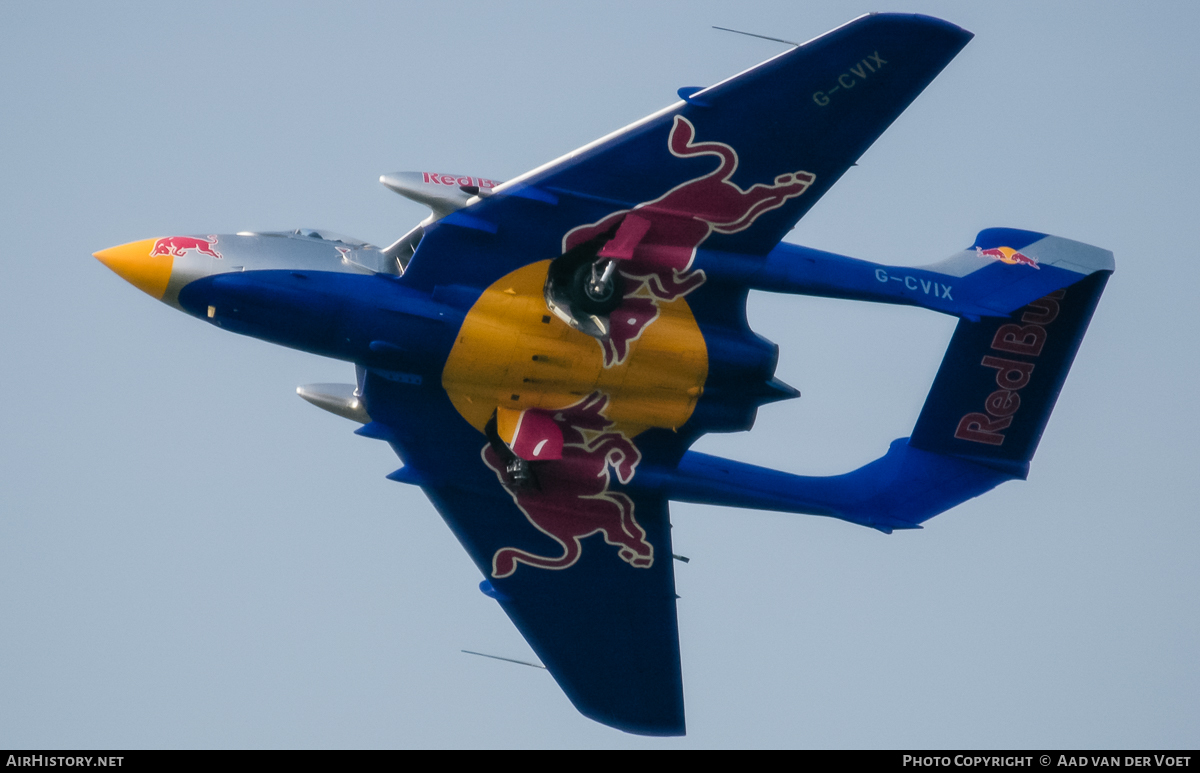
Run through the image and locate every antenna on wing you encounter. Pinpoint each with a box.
[461,650,547,670]
[712,26,799,47]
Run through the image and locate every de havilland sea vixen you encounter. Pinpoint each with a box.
[95,14,1112,735]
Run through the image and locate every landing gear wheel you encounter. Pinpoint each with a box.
[505,457,533,489]
[569,262,625,317]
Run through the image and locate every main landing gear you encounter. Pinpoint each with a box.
[485,410,535,489]
[570,259,624,316]
[544,223,626,339]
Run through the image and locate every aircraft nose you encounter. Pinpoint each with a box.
[94,239,173,300]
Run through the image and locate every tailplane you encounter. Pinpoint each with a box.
[659,232,1112,530]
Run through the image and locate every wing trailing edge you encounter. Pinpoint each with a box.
[359,370,687,736]
[400,13,974,292]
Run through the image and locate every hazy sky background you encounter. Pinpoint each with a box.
[2,0,1197,749]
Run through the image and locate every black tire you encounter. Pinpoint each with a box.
[569,262,625,316]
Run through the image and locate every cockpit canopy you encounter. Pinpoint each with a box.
[286,228,375,248]
[232,229,401,275]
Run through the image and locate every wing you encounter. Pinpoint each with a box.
[360,370,686,736]
[400,13,972,293]
[360,14,974,735]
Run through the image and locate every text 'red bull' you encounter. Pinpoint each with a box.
[564,116,816,366]
[954,290,1064,445]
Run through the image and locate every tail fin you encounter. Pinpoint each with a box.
[909,255,1112,474]
[660,233,1111,531]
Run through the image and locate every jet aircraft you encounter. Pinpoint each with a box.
[94,13,1113,736]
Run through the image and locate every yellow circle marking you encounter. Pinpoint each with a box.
[442,260,708,438]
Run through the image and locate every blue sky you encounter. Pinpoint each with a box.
[2,0,1197,748]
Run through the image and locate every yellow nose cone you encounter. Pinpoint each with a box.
[94,239,174,300]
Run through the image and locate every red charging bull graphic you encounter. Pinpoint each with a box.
[977,245,1039,269]
[564,115,815,366]
[150,235,223,260]
[483,393,651,578]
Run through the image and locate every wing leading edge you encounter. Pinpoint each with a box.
[400,13,973,293]
[359,14,977,736]
[361,372,686,736]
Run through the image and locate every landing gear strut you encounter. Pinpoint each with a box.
[569,259,624,317]
[485,410,535,489]
[545,223,626,339]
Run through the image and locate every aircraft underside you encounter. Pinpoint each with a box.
[95,13,1112,735]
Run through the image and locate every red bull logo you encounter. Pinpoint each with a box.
[977,245,1039,269]
[150,235,223,260]
[483,393,651,578]
[564,115,815,366]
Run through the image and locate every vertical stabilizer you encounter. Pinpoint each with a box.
[909,267,1111,473]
